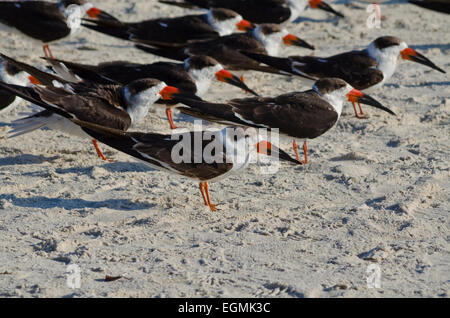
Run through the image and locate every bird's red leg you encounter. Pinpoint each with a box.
[352,101,367,119]
[357,102,367,118]
[165,106,178,129]
[43,44,54,59]
[92,139,113,162]
[199,182,208,206]
[204,182,218,212]
[293,140,300,162]
[301,141,308,164]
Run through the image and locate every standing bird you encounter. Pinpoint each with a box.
[80,124,299,211]
[163,78,395,163]
[43,55,258,129]
[12,98,300,211]
[82,8,254,46]
[0,0,116,58]
[159,0,344,23]
[135,24,314,74]
[242,36,446,118]
[0,57,178,161]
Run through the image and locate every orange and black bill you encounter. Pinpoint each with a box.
[346,89,396,115]
[309,0,344,18]
[256,141,302,165]
[283,34,315,50]
[215,69,259,96]
[236,19,255,32]
[86,7,120,22]
[401,48,446,73]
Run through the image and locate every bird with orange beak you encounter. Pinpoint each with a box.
[159,0,344,23]
[0,0,116,59]
[160,78,396,164]
[0,54,184,162]
[242,36,446,118]
[82,8,255,47]
[36,55,257,130]
[135,23,314,76]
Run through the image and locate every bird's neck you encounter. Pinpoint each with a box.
[366,44,400,84]
[287,0,308,22]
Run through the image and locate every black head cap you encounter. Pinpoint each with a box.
[373,36,402,50]
[125,78,164,95]
[60,0,87,7]
[2,60,23,76]
[185,55,220,70]
[257,24,283,35]
[210,8,240,21]
[313,78,348,94]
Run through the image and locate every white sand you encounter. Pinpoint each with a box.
[0,0,449,297]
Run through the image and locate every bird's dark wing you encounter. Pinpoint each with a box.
[34,86,131,131]
[409,0,450,14]
[290,50,384,90]
[0,1,71,42]
[83,125,234,180]
[159,0,292,23]
[128,15,220,44]
[175,91,338,139]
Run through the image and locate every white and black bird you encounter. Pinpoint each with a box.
[82,8,254,46]
[43,55,257,129]
[3,92,300,211]
[135,23,314,74]
[83,124,299,211]
[159,0,344,23]
[0,57,178,161]
[163,78,395,163]
[0,0,116,58]
[243,36,446,118]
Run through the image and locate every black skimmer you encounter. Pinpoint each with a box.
[409,0,450,14]
[0,0,116,58]
[86,125,300,211]
[6,91,299,211]
[159,0,344,23]
[163,78,395,164]
[82,8,254,46]
[43,55,257,129]
[135,23,314,74]
[0,57,38,115]
[0,57,178,161]
[242,36,446,118]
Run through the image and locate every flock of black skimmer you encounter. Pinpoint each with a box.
[0,0,446,211]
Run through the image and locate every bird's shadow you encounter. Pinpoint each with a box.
[334,0,406,5]
[0,154,60,166]
[53,161,156,175]
[293,16,339,24]
[385,81,450,88]
[412,43,450,51]
[0,193,156,211]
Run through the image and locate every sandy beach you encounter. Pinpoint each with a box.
[0,0,449,297]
